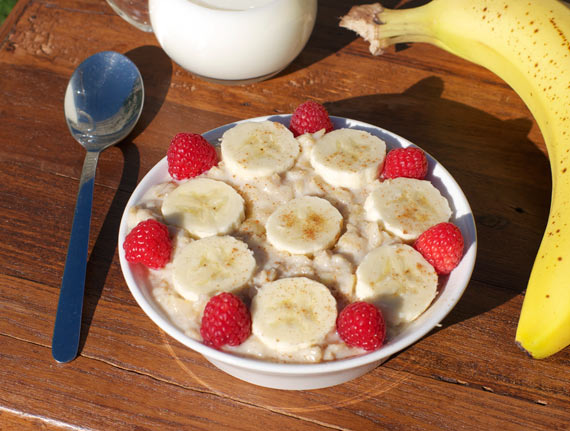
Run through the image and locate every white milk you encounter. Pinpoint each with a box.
[149,0,317,81]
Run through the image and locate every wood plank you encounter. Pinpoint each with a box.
[0,335,337,431]
[392,281,570,409]
[0,410,65,431]
[2,299,568,431]
[2,269,568,430]
[0,0,29,42]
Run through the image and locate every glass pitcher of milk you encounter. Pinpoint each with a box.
[106,0,318,84]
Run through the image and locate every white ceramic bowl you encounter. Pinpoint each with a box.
[118,115,477,390]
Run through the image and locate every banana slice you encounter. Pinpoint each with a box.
[172,235,256,302]
[265,196,343,255]
[251,277,337,353]
[162,178,245,238]
[364,177,451,241]
[355,243,438,325]
[310,128,386,189]
[220,121,300,179]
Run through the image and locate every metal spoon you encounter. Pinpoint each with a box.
[52,51,144,363]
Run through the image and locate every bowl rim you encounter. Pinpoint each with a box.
[118,114,477,375]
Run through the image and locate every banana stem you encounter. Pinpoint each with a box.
[377,6,434,36]
[340,2,438,55]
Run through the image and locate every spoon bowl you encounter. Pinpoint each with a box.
[64,51,144,150]
[52,51,144,363]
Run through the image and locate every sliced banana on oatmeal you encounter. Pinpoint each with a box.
[220,121,300,179]
[172,236,256,301]
[161,178,245,238]
[364,177,451,241]
[355,243,438,325]
[251,277,337,353]
[265,196,343,255]
[310,128,386,189]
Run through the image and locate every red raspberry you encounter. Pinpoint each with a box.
[414,222,464,275]
[167,133,218,180]
[289,100,334,137]
[382,147,428,179]
[123,219,172,269]
[337,302,386,351]
[200,293,251,348]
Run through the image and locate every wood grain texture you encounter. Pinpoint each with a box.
[0,0,569,429]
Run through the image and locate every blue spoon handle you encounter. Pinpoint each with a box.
[52,150,100,363]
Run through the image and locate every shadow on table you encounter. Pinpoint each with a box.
[80,144,138,353]
[279,0,432,77]
[324,76,550,330]
[77,45,172,353]
[125,45,173,139]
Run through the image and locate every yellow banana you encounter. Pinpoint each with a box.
[340,0,570,359]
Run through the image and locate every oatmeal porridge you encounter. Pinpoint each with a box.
[125,120,455,363]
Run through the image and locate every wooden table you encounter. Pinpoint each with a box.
[1,0,568,429]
